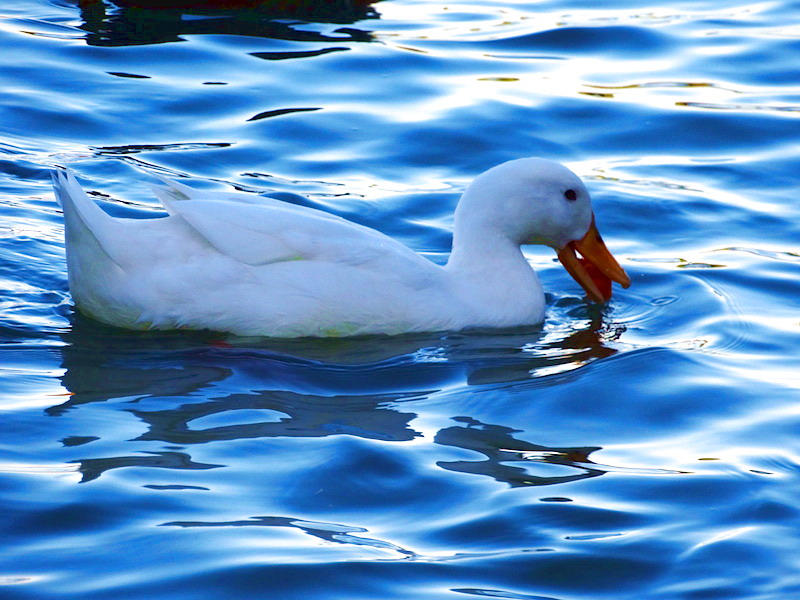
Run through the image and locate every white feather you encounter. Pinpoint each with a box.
[53,158,608,337]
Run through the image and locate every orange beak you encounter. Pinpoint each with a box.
[556,216,631,303]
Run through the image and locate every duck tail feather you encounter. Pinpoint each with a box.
[148,174,197,215]
[53,168,126,269]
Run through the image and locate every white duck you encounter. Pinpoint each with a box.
[53,158,630,337]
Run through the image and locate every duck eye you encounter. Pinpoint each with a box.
[564,189,577,201]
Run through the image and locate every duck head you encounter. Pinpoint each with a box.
[453,157,631,302]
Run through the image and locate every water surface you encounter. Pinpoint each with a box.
[2,1,800,598]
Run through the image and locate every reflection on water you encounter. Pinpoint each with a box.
[77,450,221,483]
[131,389,420,444]
[73,0,378,46]
[435,417,604,488]
[52,311,622,486]
[163,515,418,559]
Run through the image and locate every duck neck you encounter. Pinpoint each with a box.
[444,222,543,326]
[445,224,527,275]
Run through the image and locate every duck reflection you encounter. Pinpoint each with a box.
[50,315,232,416]
[435,416,604,488]
[131,389,421,444]
[72,0,378,47]
[77,450,221,483]
[54,313,621,483]
[163,515,416,557]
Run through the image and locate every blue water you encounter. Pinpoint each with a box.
[2,0,800,598]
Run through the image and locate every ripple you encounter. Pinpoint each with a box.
[490,25,674,57]
[453,588,561,600]
[250,47,350,60]
[0,462,80,476]
[91,142,233,156]
[247,106,322,121]
[0,575,43,586]
[74,451,222,483]
[3,0,800,599]
[163,515,418,559]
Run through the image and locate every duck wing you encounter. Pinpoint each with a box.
[151,177,433,274]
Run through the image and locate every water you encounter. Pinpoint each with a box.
[2,0,800,598]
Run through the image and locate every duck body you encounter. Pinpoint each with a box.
[53,159,628,337]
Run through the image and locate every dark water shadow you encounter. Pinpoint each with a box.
[53,311,622,409]
[130,389,422,445]
[52,312,623,483]
[162,514,417,557]
[435,416,604,488]
[77,450,221,483]
[71,0,379,47]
